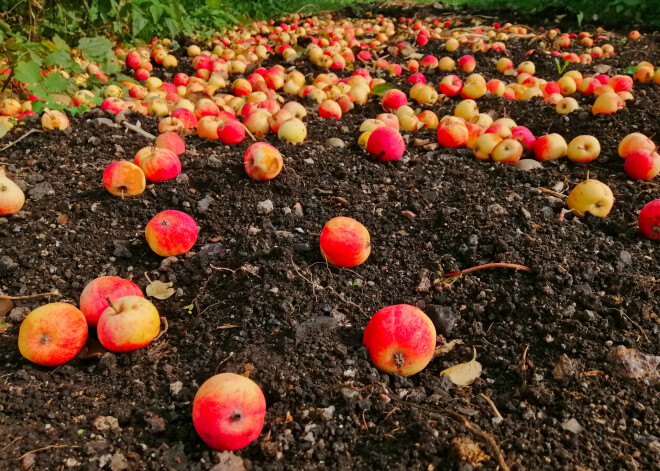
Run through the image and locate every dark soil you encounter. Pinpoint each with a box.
[1,5,660,471]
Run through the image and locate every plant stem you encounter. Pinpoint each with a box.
[443,263,530,278]
[105,296,119,315]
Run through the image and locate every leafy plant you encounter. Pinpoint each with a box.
[554,57,571,75]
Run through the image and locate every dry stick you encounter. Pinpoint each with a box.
[0,437,22,455]
[479,393,504,422]
[0,291,61,300]
[242,123,257,141]
[0,129,44,152]
[154,317,169,342]
[122,121,156,140]
[14,445,80,461]
[538,187,567,199]
[444,262,530,278]
[384,388,510,471]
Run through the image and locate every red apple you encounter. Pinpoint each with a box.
[145,210,198,256]
[102,161,146,197]
[363,304,436,376]
[193,373,266,451]
[533,134,567,161]
[618,133,656,159]
[218,119,246,145]
[97,296,160,353]
[437,122,468,148]
[18,303,88,366]
[638,199,660,240]
[244,142,284,181]
[134,147,182,182]
[155,132,186,156]
[319,216,371,267]
[381,89,408,112]
[623,150,660,180]
[366,126,405,162]
[80,276,144,326]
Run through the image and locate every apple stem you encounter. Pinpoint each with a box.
[443,262,531,278]
[105,296,119,315]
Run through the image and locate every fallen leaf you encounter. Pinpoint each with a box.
[594,64,612,74]
[0,298,13,317]
[434,339,464,357]
[146,280,175,300]
[441,348,482,386]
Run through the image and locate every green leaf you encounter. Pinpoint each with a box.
[576,11,584,27]
[78,37,114,60]
[624,66,637,74]
[43,72,69,94]
[30,100,50,114]
[369,82,397,96]
[52,35,70,52]
[44,50,82,73]
[14,61,43,85]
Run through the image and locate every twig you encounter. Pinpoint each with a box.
[215,351,234,373]
[443,263,530,278]
[242,123,257,141]
[122,121,156,139]
[620,310,650,343]
[0,437,22,455]
[538,187,566,199]
[479,393,504,421]
[0,291,61,300]
[153,317,168,342]
[0,129,44,152]
[14,445,80,460]
[383,387,510,471]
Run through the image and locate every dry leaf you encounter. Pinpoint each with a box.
[440,348,482,386]
[0,298,13,317]
[146,280,175,300]
[451,437,490,466]
[594,64,612,74]
[217,324,240,329]
[434,339,464,357]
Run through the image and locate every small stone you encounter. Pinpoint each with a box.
[540,206,555,219]
[211,452,245,471]
[426,305,460,336]
[159,256,178,271]
[325,137,345,148]
[303,431,315,443]
[93,416,120,431]
[170,381,183,396]
[257,199,274,214]
[144,411,167,433]
[109,452,128,471]
[198,244,222,263]
[322,406,335,420]
[513,159,543,171]
[247,226,262,235]
[27,182,54,200]
[619,250,632,266]
[293,202,304,217]
[488,203,507,215]
[561,418,583,434]
[8,306,30,323]
[303,158,314,165]
[112,240,132,258]
[0,255,18,274]
[341,387,359,400]
[608,346,660,380]
[88,136,101,146]
[468,234,479,246]
[197,195,214,213]
[64,458,81,468]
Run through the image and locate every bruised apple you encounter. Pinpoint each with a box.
[244,142,284,181]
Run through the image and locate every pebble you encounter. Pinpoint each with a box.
[170,381,183,396]
[27,182,55,200]
[159,256,178,271]
[175,173,189,185]
[197,195,214,213]
[426,305,460,336]
[513,159,543,171]
[303,158,314,165]
[561,418,583,433]
[0,255,18,274]
[619,250,632,266]
[93,415,120,431]
[257,199,274,214]
[540,206,555,219]
[293,202,304,217]
[325,138,345,148]
[8,306,30,322]
[112,240,132,258]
